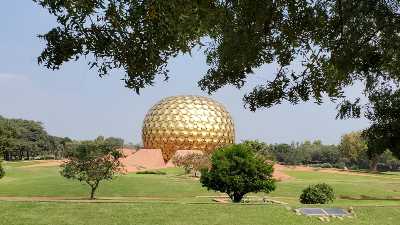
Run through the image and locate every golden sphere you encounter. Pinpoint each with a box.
[142,95,235,161]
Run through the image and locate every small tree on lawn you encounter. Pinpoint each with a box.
[60,136,125,199]
[172,153,210,177]
[200,144,276,203]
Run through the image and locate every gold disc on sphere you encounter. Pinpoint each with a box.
[142,95,235,161]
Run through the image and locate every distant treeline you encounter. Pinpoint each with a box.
[244,138,400,172]
[0,115,129,161]
[2,115,398,171]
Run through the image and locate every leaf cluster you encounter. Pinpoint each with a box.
[362,88,400,159]
[35,0,400,114]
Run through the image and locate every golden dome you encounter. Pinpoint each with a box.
[142,95,235,161]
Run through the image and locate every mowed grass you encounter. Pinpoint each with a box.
[0,162,208,200]
[1,161,400,225]
[2,202,400,225]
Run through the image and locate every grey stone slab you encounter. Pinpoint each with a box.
[299,208,349,216]
[323,208,349,216]
[299,208,326,216]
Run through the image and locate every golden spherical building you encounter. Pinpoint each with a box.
[142,95,235,161]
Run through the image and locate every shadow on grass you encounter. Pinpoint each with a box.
[340,195,400,201]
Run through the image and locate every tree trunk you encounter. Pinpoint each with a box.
[369,155,379,172]
[4,151,9,161]
[232,192,244,203]
[90,186,96,200]
[89,182,99,200]
[5,151,11,161]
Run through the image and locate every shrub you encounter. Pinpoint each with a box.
[200,144,276,203]
[333,162,347,169]
[310,163,332,168]
[320,163,333,168]
[299,183,335,204]
[0,161,4,179]
[136,170,166,175]
[349,165,359,170]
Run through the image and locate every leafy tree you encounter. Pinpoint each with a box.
[0,117,16,161]
[0,117,49,160]
[362,89,400,164]
[57,137,73,159]
[103,137,124,148]
[35,0,400,116]
[242,140,275,160]
[124,142,142,150]
[338,132,367,163]
[60,136,125,199]
[269,143,294,164]
[379,150,400,171]
[172,153,210,177]
[200,144,275,202]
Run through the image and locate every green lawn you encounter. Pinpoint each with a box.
[1,161,400,225]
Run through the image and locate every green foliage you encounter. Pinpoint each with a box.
[299,183,335,204]
[333,162,347,169]
[268,141,340,165]
[309,163,332,169]
[60,136,125,199]
[136,170,166,175]
[0,161,4,179]
[124,142,142,150]
[339,132,367,163]
[363,89,400,164]
[242,138,400,171]
[200,144,275,203]
[0,115,72,161]
[242,140,275,160]
[34,0,400,116]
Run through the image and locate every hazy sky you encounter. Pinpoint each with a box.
[0,1,369,145]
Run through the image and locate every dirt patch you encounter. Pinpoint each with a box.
[273,164,293,181]
[278,164,399,179]
[20,160,63,168]
[279,165,313,172]
[339,195,400,200]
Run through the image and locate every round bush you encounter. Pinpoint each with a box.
[333,162,346,169]
[299,183,335,204]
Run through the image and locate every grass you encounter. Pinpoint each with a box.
[1,161,400,224]
[2,202,400,225]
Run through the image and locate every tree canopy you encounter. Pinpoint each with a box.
[35,0,400,114]
[338,131,367,163]
[363,89,400,160]
[0,116,57,160]
[200,144,275,202]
